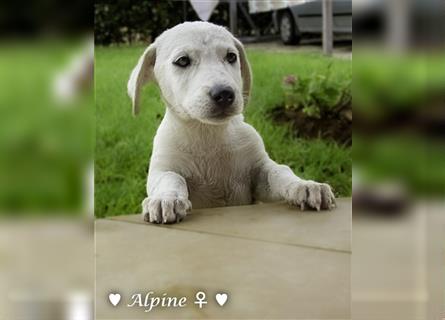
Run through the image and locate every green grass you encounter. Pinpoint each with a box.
[95,46,351,218]
[0,41,93,214]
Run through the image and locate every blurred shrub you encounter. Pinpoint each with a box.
[94,0,274,45]
[353,52,445,196]
[353,54,445,122]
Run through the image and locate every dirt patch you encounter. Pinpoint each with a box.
[269,105,352,146]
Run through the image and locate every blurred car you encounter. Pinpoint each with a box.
[273,0,352,44]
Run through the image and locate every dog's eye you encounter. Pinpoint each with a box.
[174,56,191,68]
[226,52,237,64]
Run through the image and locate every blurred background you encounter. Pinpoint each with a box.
[0,0,93,319]
[353,0,445,319]
[0,0,93,216]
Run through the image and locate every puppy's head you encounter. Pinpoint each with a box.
[128,21,252,124]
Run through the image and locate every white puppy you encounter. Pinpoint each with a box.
[128,21,335,224]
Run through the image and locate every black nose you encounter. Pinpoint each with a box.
[209,85,235,109]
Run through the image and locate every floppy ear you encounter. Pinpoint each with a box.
[127,43,156,116]
[233,37,252,106]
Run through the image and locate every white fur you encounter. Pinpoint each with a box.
[127,21,335,224]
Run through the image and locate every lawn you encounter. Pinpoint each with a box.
[95,46,352,218]
[0,41,93,214]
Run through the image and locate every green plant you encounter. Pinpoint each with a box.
[282,64,350,119]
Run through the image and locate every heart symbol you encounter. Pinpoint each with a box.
[108,293,121,306]
[215,293,228,306]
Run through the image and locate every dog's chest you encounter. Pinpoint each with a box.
[180,147,253,208]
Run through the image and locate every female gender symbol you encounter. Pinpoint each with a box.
[194,291,207,308]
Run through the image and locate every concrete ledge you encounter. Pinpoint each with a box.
[96,198,351,319]
[110,198,351,252]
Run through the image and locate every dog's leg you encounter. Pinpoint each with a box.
[254,159,336,211]
[142,171,191,224]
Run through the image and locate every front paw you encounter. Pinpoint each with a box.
[142,196,192,224]
[285,181,336,211]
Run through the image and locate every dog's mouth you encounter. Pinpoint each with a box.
[208,99,242,118]
[198,108,238,125]
[207,106,241,121]
[183,95,242,124]
[209,108,236,119]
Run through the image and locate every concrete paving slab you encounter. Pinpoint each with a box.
[96,219,350,319]
[352,203,445,320]
[0,221,93,320]
[109,198,351,253]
